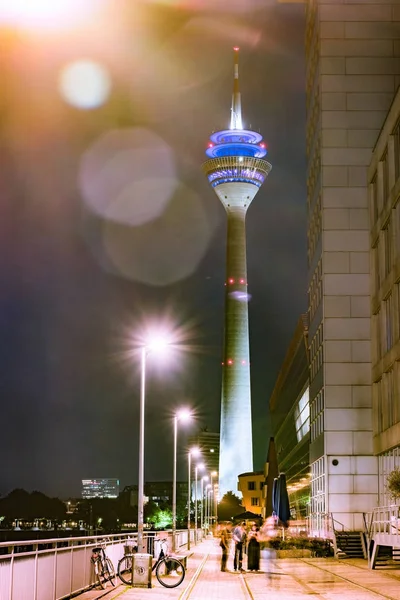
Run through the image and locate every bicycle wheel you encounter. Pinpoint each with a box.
[94,560,105,589]
[104,558,116,586]
[156,557,185,588]
[118,555,134,585]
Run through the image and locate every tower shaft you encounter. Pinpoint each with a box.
[220,205,253,495]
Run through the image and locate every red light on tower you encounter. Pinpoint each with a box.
[228,278,234,284]
[227,359,233,365]
[233,46,240,52]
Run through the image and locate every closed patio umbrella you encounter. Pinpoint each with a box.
[277,473,290,527]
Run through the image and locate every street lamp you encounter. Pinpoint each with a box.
[201,475,208,533]
[187,447,200,550]
[137,336,170,554]
[206,483,212,530]
[172,409,192,552]
[194,463,204,544]
[211,471,218,526]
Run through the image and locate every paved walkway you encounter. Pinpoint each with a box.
[78,538,400,600]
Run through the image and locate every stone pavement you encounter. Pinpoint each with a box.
[78,537,400,600]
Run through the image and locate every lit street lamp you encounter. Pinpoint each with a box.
[206,484,212,530]
[201,475,208,533]
[172,409,192,552]
[194,463,204,544]
[187,447,200,550]
[137,336,170,554]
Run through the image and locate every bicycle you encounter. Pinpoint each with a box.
[117,537,185,588]
[91,539,116,589]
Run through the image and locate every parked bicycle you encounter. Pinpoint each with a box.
[117,537,185,588]
[91,539,116,589]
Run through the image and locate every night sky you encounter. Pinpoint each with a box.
[0,0,307,499]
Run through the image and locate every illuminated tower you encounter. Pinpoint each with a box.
[202,48,272,497]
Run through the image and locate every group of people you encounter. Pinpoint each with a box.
[219,521,261,572]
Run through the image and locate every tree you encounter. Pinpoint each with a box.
[217,491,244,521]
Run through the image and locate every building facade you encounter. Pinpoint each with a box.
[305,0,400,531]
[81,479,120,499]
[237,471,265,516]
[202,49,272,497]
[269,315,310,521]
[369,86,400,508]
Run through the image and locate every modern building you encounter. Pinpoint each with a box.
[202,48,272,497]
[304,0,400,533]
[269,315,310,521]
[369,87,400,536]
[81,479,120,499]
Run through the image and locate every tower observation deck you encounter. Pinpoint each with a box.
[202,48,272,498]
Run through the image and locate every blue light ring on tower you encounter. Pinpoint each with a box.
[210,129,262,145]
[207,129,268,159]
[206,142,266,159]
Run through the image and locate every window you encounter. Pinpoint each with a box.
[248,481,255,491]
[370,176,378,223]
[384,294,393,352]
[295,387,310,442]
[259,482,264,491]
[384,218,392,278]
[251,497,260,506]
[382,149,389,206]
[393,121,400,182]
[373,239,380,293]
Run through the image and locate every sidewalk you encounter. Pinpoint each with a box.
[78,537,400,600]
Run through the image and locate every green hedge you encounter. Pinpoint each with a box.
[263,537,333,557]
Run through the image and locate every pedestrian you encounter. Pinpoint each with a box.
[247,524,260,571]
[219,522,231,572]
[232,521,246,572]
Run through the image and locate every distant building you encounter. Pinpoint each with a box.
[144,481,188,507]
[81,479,119,499]
[237,471,264,516]
[269,315,310,520]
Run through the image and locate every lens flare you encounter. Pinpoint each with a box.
[0,0,100,30]
[79,128,176,226]
[59,60,111,110]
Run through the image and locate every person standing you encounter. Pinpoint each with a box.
[247,524,260,571]
[232,521,246,572]
[219,522,231,572]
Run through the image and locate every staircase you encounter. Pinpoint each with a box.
[334,531,366,559]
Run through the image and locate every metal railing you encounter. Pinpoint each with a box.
[366,504,400,542]
[305,512,334,539]
[0,528,198,600]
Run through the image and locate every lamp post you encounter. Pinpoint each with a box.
[137,336,169,554]
[211,471,218,526]
[187,447,200,550]
[206,484,212,529]
[201,475,208,533]
[137,346,146,554]
[194,463,204,544]
[172,409,192,552]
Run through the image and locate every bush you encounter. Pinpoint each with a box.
[387,468,400,500]
[262,536,333,557]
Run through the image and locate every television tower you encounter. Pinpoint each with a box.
[202,48,272,497]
